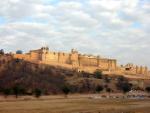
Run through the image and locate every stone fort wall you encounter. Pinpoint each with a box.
[13,47,117,73]
[13,47,149,75]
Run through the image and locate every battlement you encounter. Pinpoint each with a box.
[71,49,78,54]
[13,47,149,76]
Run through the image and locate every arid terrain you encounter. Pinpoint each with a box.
[0,58,150,113]
[0,94,150,113]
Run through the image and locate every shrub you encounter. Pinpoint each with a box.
[117,76,127,82]
[62,85,70,97]
[96,85,103,93]
[3,88,11,98]
[13,86,26,98]
[104,75,111,83]
[106,88,112,93]
[94,70,103,79]
[145,87,150,93]
[116,82,132,94]
[0,49,4,55]
[34,88,42,98]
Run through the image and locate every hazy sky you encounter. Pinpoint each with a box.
[0,0,150,68]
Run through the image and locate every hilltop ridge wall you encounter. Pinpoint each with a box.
[13,47,149,76]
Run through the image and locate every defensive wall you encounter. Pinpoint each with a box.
[13,47,149,76]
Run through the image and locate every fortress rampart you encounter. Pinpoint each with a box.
[13,47,149,76]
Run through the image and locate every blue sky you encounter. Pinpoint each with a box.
[0,0,150,68]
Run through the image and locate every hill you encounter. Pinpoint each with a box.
[0,56,150,96]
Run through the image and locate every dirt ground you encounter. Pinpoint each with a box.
[0,94,150,113]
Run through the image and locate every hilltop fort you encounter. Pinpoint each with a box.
[12,47,150,78]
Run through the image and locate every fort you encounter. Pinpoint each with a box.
[13,47,150,77]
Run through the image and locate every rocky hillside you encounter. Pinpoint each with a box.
[0,56,150,95]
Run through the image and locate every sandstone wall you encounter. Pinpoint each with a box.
[45,52,59,62]
[13,54,26,59]
[30,52,40,61]
[13,48,117,72]
[79,57,98,67]
[99,59,109,70]
[110,60,117,70]
[12,47,149,76]
[58,53,71,64]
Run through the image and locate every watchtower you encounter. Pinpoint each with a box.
[41,47,49,61]
[71,49,79,67]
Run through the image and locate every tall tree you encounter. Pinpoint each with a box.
[3,88,11,98]
[96,85,103,93]
[62,85,70,98]
[116,82,132,94]
[145,87,150,94]
[94,70,103,79]
[34,88,42,98]
[0,49,4,55]
[13,86,20,98]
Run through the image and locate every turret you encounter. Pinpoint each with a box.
[97,55,100,67]
[41,47,49,53]
[71,49,78,54]
[71,49,79,67]
[41,47,49,61]
[144,66,148,75]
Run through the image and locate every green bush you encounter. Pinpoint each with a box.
[96,85,103,93]
[145,87,150,93]
[116,82,132,94]
[3,88,11,98]
[62,85,70,97]
[34,88,42,98]
[94,70,103,79]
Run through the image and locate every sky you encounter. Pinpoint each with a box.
[0,0,150,68]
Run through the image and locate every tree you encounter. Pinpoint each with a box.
[19,87,26,95]
[116,82,132,94]
[12,85,25,98]
[122,84,131,94]
[83,79,90,92]
[145,87,150,93]
[106,88,112,97]
[104,75,111,83]
[0,49,4,55]
[13,86,20,98]
[16,50,23,54]
[117,76,127,82]
[106,88,111,93]
[96,85,103,93]
[94,70,103,79]
[62,85,70,98]
[34,88,42,98]
[3,88,11,98]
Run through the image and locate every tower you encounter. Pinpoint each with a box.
[41,47,49,61]
[71,49,79,68]
[144,66,148,75]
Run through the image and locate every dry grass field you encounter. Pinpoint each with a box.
[0,95,150,113]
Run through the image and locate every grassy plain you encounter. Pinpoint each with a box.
[0,94,150,113]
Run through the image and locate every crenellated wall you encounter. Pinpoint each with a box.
[58,52,71,64]
[13,47,149,75]
[13,47,118,73]
[45,52,59,62]
[119,63,149,75]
